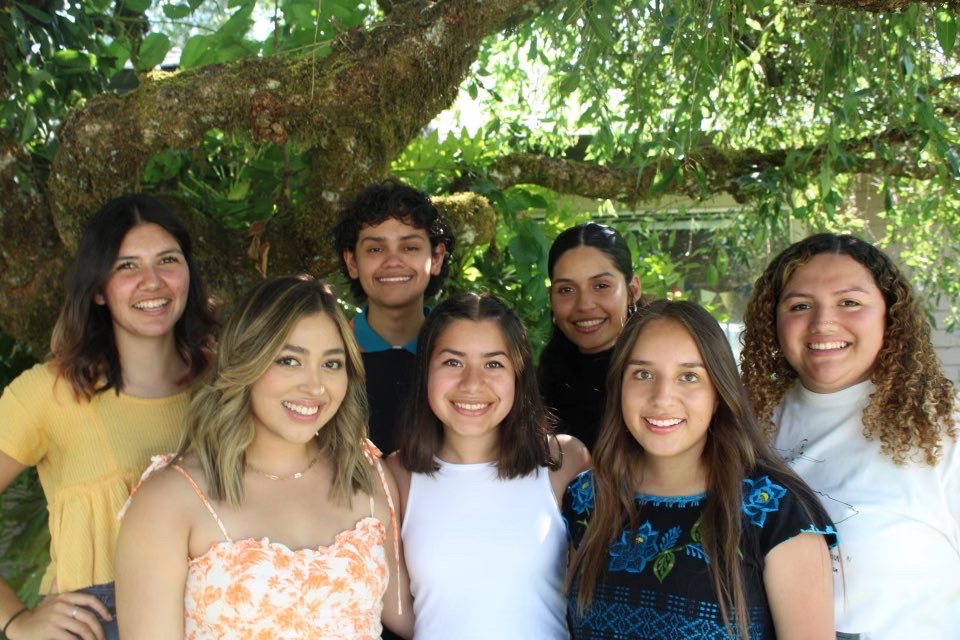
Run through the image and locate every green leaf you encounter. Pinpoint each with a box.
[180,34,211,69]
[706,263,719,287]
[18,108,37,145]
[653,551,675,583]
[120,0,152,12]
[162,3,195,19]
[947,148,960,178]
[143,149,184,183]
[586,12,615,48]
[936,11,957,57]
[135,33,171,72]
[14,4,53,24]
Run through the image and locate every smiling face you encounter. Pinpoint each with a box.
[249,312,349,448]
[427,319,516,448]
[621,319,718,469]
[776,253,887,394]
[343,217,445,312]
[550,245,641,354]
[96,223,190,345]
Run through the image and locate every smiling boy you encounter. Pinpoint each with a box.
[333,180,455,455]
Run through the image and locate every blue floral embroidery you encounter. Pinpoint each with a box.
[568,472,595,514]
[741,476,787,527]
[609,522,660,573]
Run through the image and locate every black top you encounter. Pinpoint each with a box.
[563,469,838,639]
[361,348,416,456]
[539,333,612,451]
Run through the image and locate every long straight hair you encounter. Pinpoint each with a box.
[50,193,216,399]
[572,300,824,639]
[177,276,375,507]
[397,292,558,478]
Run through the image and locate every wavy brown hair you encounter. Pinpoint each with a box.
[397,292,558,478]
[177,276,375,507]
[740,233,956,466]
[572,300,827,639]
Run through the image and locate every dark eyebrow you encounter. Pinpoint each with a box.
[358,233,427,244]
[437,348,508,359]
[628,359,705,369]
[780,286,872,302]
[552,271,617,283]
[114,248,183,262]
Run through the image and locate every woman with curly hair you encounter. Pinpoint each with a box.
[116,276,411,639]
[740,233,959,639]
[565,300,836,640]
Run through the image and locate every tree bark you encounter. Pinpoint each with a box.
[1,0,548,354]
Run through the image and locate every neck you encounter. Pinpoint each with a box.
[636,455,707,497]
[437,430,500,465]
[245,435,321,476]
[366,302,425,347]
[116,332,189,398]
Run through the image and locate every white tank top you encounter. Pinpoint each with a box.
[402,459,569,640]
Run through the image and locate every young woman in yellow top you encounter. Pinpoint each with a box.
[0,194,215,640]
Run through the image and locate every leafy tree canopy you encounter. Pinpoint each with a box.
[1,0,958,353]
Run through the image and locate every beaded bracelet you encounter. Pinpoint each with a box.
[2,606,28,637]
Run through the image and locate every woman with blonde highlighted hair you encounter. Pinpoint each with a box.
[116,276,411,639]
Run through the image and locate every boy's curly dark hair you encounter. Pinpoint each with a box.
[740,233,956,466]
[331,180,455,302]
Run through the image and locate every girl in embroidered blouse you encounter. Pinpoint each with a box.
[116,276,412,639]
[564,300,836,640]
[740,234,959,639]
[386,292,590,640]
[0,194,215,640]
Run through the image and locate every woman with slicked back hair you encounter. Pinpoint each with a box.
[741,233,959,638]
[539,222,641,451]
[0,193,216,640]
[117,276,412,639]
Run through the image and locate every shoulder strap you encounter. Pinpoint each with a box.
[169,464,232,542]
[361,439,401,615]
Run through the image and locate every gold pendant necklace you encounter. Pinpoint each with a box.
[245,456,318,481]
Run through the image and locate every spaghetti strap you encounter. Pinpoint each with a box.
[361,439,402,615]
[169,464,233,542]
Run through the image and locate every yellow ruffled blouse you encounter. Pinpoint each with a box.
[0,363,186,593]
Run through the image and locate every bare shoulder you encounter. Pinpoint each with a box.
[549,434,592,503]
[122,456,200,525]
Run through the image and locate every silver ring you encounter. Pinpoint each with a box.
[71,606,78,619]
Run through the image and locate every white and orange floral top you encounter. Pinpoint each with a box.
[126,445,394,640]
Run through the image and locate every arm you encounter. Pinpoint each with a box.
[0,450,111,640]
[377,460,414,639]
[549,434,591,505]
[763,532,835,640]
[115,467,191,640]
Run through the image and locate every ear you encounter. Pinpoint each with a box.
[628,274,642,302]
[429,243,446,276]
[94,292,106,306]
[343,248,360,279]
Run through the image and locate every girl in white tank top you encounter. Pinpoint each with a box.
[386,293,591,640]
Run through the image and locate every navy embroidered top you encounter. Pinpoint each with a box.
[563,470,837,640]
